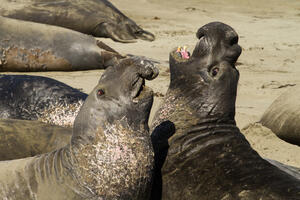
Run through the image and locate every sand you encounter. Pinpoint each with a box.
[1,0,300,167]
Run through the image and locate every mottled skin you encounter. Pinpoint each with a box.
[0,58,158,199]
[0,119,71,161]
[150,22,300,200]
[260,86,300,146]
[0,75,87,127]
[0,16,123,72]
[0,0,155,43]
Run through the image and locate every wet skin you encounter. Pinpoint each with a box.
[150,22,300,200]
[0,57,158,199]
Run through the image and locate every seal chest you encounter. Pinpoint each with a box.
[75,121,154,199]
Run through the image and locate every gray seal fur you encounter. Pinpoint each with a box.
[0,0,155,43]
[0,119,72,161]
[0,57,158,199]
[150,22,300,200]
[0,74,87,127]
[0,16,123,71]
[260,85,300,146]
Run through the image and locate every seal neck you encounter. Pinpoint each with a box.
[151,88,236,133]
[169,115,241,146]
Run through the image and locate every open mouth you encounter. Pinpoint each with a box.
[132,77,153,103]
[171,45,192,62]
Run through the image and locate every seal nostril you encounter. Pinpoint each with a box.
[229,36,239,46]
[196,29,205,40]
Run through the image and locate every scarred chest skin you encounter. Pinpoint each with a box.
[73,121,154,199]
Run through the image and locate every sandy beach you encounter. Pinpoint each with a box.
[1,0,300,167]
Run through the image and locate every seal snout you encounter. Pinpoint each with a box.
[223,30,242,65]
[135,29,156,42]
[132,60,158,103]
[194,22,242,65]
[138,60,159,80]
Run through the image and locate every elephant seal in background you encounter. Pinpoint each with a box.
[0,74,87,127]
[0,119,72,161]
[150,22,300,200]
[0,16,124,72]
[260,86,300,146]
[0,0,155,43]
[0,57,158,199]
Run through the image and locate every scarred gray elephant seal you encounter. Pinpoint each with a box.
[150,22,300,199]
[0,57,158,199]
[0,16,123,72]
[260,86,300,146]
[0,74,87,127]
[0,0,155,43]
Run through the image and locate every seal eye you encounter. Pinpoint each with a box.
[211,67,219,77]
[97,89,105,96]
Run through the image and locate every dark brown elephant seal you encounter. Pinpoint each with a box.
[0,16,123,72]
[260,86,300,146]
[0,57,158,199]
[150,22,300,200]
[0,0,155,43]
[0,74,87,127]
[0,119,72,161]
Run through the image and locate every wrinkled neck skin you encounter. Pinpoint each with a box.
[151,53,240,147]
[151,86,238,148]
[154,87,300,200]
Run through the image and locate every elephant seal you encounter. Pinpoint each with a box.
[0,16,124,72]
[260,86,300,146]
[0,118,72,161]
[150,22,300,200]
[0,74,87,127]
[0,57,158,199]
[0,0,155,43]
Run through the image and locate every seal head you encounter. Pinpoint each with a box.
[94,18,155,43]
[167,21,241,123]
[72,58,158,145]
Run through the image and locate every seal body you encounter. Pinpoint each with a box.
[150,22,300,200]
[260,86,300,146]
[0,0,155,43]
[0,75,87,127]
[0,16,122,71]
[0,118,72,161]
[0,57,158,199]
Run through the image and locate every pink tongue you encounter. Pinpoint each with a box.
[176,46,190,59]
[181,51,190,59]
